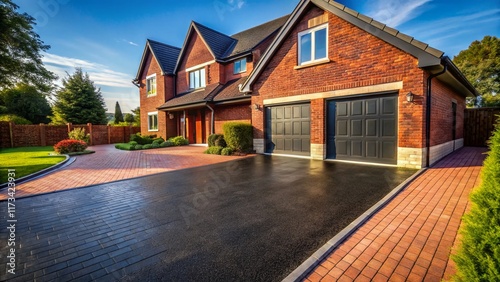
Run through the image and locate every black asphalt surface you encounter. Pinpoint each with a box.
[0,155,416,281]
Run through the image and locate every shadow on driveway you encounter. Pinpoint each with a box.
[1,155,416,281]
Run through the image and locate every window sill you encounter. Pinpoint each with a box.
[147,93,157,97]
[148,129,159,132]
[294,58,331,70]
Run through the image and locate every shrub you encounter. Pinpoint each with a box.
[54,139,88,154]
[208,134,224,147]
[204,146,223,155]
[453,118,500,281]
[134,144,143,150]
[143,144,153,149]
[151,143,160,149]
[169,136,189,146]
[160,141,174,148]
[129,141,138,146]
[223,122,253,152]
[215,135,227,148]
[0,114,32,125]
[153,137,165,144]
[68,128,90,143]
[221,147,233,156]
[130,133,156,145]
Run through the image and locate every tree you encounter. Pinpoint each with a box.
[124,113,135,124]
[453,36,500,107]
[131,106,141,126]
[0,83,52,123]
[114,101,124,124]
[0,0,56,93]
[51,68,107,125]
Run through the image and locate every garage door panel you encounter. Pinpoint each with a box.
[266,103,311,156]
[327,95,397,164]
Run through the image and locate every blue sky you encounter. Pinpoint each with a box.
[13,0,500,113]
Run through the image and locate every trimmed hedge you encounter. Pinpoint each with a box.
[222,122,253,152]
[208,134,224,147]
[204,146,223,155]
[169,136,189,146]
[130,133,157,145]
[453,118,500,281]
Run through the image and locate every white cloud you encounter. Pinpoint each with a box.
[366,0,432,28]
[228,0,245,10]
[122,39,139,46]
[42,53,134,88]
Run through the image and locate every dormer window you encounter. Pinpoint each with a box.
[189,68,206,89]
[233,58,247,74]
[146,74,157,96]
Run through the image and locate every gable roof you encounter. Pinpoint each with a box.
[241,0,477,97]
[133,39,181,82]
[173,16,288,73]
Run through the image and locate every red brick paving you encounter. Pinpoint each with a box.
[2,144,250,200]
[304,147,486,282]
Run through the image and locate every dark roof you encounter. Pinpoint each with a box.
[158,78,249,110]
[213,77,248,101]
[134,40,181,81]
[148,40,181,74]
[226,15,289,57]
[193,22,237,59]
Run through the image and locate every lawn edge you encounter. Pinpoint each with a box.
[0,155,74,189]
[283,167,427,282]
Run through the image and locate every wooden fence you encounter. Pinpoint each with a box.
[464,107,500,147]
[0,122,140,148]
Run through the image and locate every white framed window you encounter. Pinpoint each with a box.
[298,24,328,65]
[189,68,206,89]
[146,74,157,96]
[233,58,247,74]
[148,112,158,131]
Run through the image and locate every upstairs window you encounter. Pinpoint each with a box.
[189,68,206,89]
[146,74,156,96]
[298,24,328,65]
[233,58,247,74]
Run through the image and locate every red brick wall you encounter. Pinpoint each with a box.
[252,6,426,148]
[213,104,251,134]
[428,77,466,146]
[138,53,174,139]
[176,32,219,94]
[12,125,41,147]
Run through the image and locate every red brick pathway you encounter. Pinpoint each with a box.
[2,144,249,200]
[304,147,486,282]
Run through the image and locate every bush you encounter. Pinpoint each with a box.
[208,134,223,147]
[169,136,189,146]
[130,133,156,145]
[153,137,165,144]
[143,144,153,149]
[204,146,223,155]
[134,144,143,150]
[160,141,174,148]
[0,114,32,125]
[453,118,500,281]
[129,141,138,146]
[223,122,253,152]
[68,128,90,143]
[151,143,160,149]
[54,139,88,154]
[215,135,227,148]
[221,147,233,156]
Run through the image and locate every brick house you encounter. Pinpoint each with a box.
[240,0,477,168]
[133,16,288,144]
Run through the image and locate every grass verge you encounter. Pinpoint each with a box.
[0,146,66,183]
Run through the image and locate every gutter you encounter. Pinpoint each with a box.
[425,60,448,167]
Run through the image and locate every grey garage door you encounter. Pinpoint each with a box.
[265,104,310,156]
[327,95,398,164]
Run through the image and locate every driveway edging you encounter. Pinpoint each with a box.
[283,167,428,282]
[0,155,74,190]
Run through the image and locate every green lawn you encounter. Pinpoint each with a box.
[0,146,66,183]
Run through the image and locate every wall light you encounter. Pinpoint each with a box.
[168,113,174,119]
[253,103,261,111]
[406,92,414,103]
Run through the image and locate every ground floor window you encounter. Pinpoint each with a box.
[148,112,158,131]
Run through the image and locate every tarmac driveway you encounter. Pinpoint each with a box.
[1,155,416,281]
